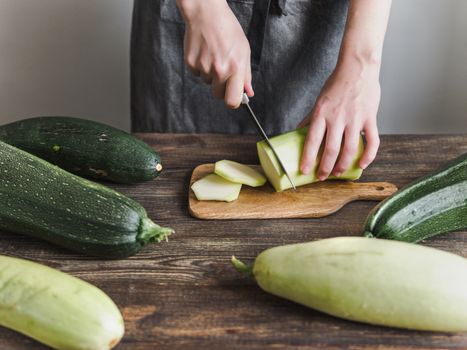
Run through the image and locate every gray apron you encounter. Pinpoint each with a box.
[131,0,349,134]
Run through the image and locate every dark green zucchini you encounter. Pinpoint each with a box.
[0,116,162,183]
[363,152,467,242]
[0,140,173,258]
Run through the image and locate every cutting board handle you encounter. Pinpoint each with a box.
[352,182,398,200]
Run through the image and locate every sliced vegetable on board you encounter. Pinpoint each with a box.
[0,140,173,259]
[0,116,162,183]
[363,152,467,242]
[191,173,242,202]
[0,255,124,350]
[257,127,364,192]
[233,237,467,332]
[214,160,266,187]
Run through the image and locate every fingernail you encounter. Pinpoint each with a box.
[334,171,342,177]
[301,166,310,175]
[318,173,326,181]
[360,163,368,169]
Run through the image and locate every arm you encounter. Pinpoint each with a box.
[176,0,254,108]
[299,0,392,179]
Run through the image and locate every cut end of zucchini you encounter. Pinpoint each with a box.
[214,160,266,187]
[191,173,242,202]
[257,127,364,192]
[155,163,163,172]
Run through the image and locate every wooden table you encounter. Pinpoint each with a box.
[1,134,467,350]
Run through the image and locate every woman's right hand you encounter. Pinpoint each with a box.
[176,0,254,108]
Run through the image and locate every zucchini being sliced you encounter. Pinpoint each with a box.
[257,128,364,192]
[214,160,266,187]
[191,174,242,202]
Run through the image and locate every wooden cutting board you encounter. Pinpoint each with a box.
[188,164,398,220]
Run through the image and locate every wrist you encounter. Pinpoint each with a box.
[336,45,382,78]
[176,0,228,23]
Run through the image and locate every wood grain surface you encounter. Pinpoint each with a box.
[0,133,467,350]
[189,163,397,219]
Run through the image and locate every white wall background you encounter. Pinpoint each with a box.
[0,0,465,133]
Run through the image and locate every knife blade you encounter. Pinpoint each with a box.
[241,93,296,190]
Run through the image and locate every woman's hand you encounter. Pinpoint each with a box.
[299,0,391,180]
[298,59,381,180]
[176,0,254,108]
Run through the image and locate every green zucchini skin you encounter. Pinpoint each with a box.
[363,152,467,242]
[0,116,162,183]
[0,140,173,258]
[0,255,124,350]
[233,237,467,332]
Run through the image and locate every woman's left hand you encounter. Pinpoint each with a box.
[298,59,381,180]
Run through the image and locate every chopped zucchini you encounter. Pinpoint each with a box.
[214,160,266,187]
[191,174,242,202]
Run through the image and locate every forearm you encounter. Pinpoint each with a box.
[337,0,392,75]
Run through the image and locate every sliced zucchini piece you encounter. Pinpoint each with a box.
[191,174,242,202]
[214,160,266,187]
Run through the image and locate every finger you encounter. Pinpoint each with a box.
[359,121,380,169]
[300,117,326,175]
[198,50,212,77]
[224,66,245,109]
[212,77,226,99]
[332,126,361,176]
[183,32,201,76]
[244,53,254,97]
[317,123,345,180]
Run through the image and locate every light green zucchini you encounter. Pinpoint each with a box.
[233,237,467,332]
[0,255,124,349]
[257,128,363,192]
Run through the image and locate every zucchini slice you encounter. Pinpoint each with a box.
[214,160,266,187]
[191,174,242,202]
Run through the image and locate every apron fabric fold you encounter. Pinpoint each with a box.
[131,0,350,134]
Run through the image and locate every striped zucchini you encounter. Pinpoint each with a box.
[0,255,124,350]
[0,140,173,258]
[363,152,467,242]
[0,116,162,183]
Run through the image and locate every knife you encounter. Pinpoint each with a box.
[241,93,296,190]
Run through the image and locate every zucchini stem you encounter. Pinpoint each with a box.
[231,256,254,278]
[139,218,174,243]
[363,231,374,238]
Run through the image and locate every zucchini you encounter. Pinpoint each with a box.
[191,173,242,202]
[214,160,266,187]
[0,116,162,183]
[233,237,467,332]
[257,128,363,192]
[0,254,124,350]
[363,152,467,242]
[0,140,173,258]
